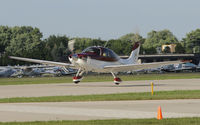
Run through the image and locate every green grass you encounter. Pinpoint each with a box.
[1,90,200,103]
[1,72,200,85]
[0,118,200,125]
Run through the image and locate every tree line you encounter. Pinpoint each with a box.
[0,26,200,65]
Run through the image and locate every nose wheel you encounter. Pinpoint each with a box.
[114,77,122,85]
[73,69,84,84]
[111,72,122,85]
[73,76,82,84]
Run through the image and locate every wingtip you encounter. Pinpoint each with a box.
[8,56,15,59]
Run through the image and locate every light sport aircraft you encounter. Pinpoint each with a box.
[10,42,181,85]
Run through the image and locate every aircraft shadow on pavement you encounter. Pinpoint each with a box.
[58,83,165,88]
[116,84,165,87]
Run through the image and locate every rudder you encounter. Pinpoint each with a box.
[126,42,140,64]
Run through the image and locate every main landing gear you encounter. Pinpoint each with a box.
[73,69,84,84]
[73,70,122,85]
[111,72,122,85]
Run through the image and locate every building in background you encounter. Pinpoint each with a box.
[162,44,176,53]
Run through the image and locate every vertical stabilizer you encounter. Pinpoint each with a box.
[123,42,140,64]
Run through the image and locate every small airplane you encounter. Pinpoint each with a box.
[10,41,182,85]
[0,66,16,77]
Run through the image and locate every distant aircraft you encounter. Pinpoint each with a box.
[11,66,44,78]
[175,62,197,72]
[0,67,16,77]
[10,41,181,85]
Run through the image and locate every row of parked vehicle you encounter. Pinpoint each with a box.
[161,62,199,72]
[124,62,200,74]
[0,65,77,78]
[1,62,200,78]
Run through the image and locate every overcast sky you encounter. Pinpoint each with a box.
[0,0,200,40]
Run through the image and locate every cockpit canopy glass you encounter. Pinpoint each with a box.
[83,47,101,56]
[83,46,119,60]
[102,48,119,59]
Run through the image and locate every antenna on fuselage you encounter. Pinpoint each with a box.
[104,40,109,48]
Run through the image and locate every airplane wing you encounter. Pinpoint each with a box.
[9,56,74,67]
[103,60,182,72]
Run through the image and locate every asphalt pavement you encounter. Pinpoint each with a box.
[0,99,200,122]
[0,79,199,98]
[1,79,200,122]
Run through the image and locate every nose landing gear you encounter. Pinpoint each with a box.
[111,72,122,85]
[73,76,82,84]
[114,77,122,85]
[73,69,84,84]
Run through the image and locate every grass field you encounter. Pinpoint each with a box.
[0,90,200,103]
[1,72,200,85]
[0,118,200,125]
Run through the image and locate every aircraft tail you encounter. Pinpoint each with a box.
[122,42,140,64]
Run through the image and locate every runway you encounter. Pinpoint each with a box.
[0,79,200,122]
[0,79,200,98]
[1,99,200,122]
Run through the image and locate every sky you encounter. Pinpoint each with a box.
[0,0,200,40]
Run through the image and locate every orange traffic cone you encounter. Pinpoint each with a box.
[157,106,163,120]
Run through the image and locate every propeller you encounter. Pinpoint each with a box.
[68,39,87,61]
[68,39,76,54]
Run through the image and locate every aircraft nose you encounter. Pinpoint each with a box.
[70,54,78,61]
[69,54,87,62]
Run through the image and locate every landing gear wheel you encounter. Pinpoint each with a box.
[115,82,120,85]
[73,76,82,84]
[74,81,80,84]
[72,69,85,84]
[114,77,122,85]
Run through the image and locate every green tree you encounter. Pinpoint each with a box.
[119,33,145,54]
[74,38,92,53]
[193,46,200,53]
[57,42,68,62]
[143,47,157,54]
[175,43,185,53]
[0,26,12,54]
[43,35,69,62]
[143,29,178,54]
[5,27,43,59]
[119,33,145,44]
[74,38,106,53]
[51,44,59,61]
[182,29,200,53]
[106,39,132,55]
[0,26,43,65]
[43,35,69,61]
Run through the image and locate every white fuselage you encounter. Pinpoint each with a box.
[69,57,133,73]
